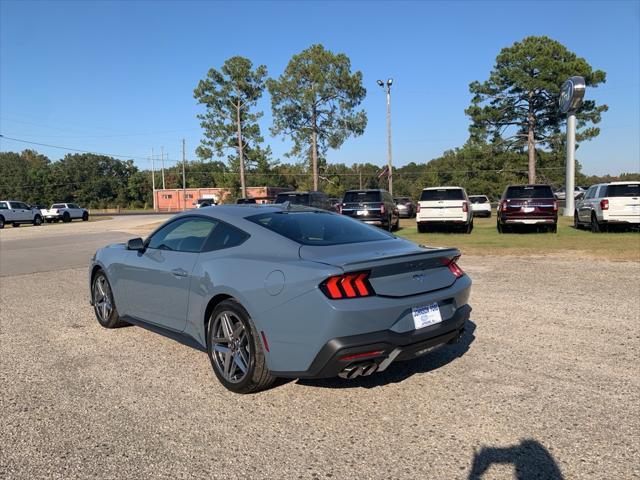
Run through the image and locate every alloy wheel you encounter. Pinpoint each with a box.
[93,275,113,323]
[210,311,251,383]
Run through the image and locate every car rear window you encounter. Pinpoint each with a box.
[605,184,639,197]
[343,191,382,203]
[420,189,464,201]
[505,186,554,199]
[52,204,66,209]
[469,196,488,204]
[247,211,393,246]
[275,193,310,205]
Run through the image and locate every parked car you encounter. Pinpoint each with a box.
[339,189,400,231]
[0,200,43,228]
[42,203,89,223]
[554,186,585,200]
[195,196,218,208]
[469,195,492,218]
[497,184,557,233]
[394,197,416,218]
[274,191,332,211]
[328,197,341,213]
[416,187,473,233]
[236,198,257,204]
[574,181,640,232]
[90,205,472,393]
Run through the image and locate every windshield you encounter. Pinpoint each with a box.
[605,184,639,197]
[505,186,554,199]
[247,211,393,246]
[469,196,488,204]
[420,189,464,201]
[275,193,310,205]
[343,191,382,203]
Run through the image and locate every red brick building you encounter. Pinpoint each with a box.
[153,186,289,211]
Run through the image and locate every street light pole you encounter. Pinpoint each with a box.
[378,78,394,195]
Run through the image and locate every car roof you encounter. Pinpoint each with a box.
[608,181,639,185]
[469,194,488,198]
[506,184,551,188]
[176,203,321,222]
[422,186,463,190]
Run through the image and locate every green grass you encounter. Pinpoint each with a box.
[395,214,640,261]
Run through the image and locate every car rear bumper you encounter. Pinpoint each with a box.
[602,215,640,224]
[271,304,471,379]
[502,216,556,224]
[417,219,469,224]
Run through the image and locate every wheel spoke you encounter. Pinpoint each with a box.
[213,344,230,354]
[220,314,234,340]
[211,337,229,344]
[223,351,233,378]
[233,353,247,373]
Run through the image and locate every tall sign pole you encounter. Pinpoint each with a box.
[559,76,585,217]
[377,78,394,195]
[151,147,156,212]
[182,139,187,211]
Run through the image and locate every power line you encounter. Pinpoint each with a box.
[0,134,181,165]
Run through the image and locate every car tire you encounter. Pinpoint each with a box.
[591,212,602,233]
[465,222,473,234]
[207,299,275,394]
[92,271,127,329]
[417,223,428,233]
[550,223,558,234]
[497,222,503,233]
[574,212,581,230]
[82,212,89,221]
[0,216,4,229]
[62,212,71,223]
[33,215,42,226]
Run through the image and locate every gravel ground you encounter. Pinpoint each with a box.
[1,253,639,479]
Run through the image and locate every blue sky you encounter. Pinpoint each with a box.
[1,0,638,175]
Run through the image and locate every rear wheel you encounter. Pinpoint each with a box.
[591,212,602,233]
[33,215,42,226]
[92,271,126,328]
[62,212,71,223]
[417,223,428,233]
[207,300,275,394]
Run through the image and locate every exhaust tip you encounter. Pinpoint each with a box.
[338,362,378,379]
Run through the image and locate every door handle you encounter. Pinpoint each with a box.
[171,268,188,278]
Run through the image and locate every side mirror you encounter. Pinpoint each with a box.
[126,237,145,251]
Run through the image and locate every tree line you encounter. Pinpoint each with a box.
[1,36,632,207]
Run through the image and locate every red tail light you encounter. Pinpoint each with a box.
[416,204,421,213]
[320,271,375,300]
[462,202,469,213]
[380,204,386,215]
[553,201,558,212]
[600,199,609,210]
[440,256,465,278]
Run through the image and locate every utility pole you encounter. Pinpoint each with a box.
[151,147,156,212]
[377,78,394,195]
[182,139,187,211]
[358,164,363,189]
[161,146,166,190]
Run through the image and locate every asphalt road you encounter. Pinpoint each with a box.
[0,216,638,479]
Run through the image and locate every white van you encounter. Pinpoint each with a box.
[416,187,473,233]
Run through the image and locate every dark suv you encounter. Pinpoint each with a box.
[497,184,558,233]
[340,189,400,231]
[394,197,416,218]
[274,191,331,210]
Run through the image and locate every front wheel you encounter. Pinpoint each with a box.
[207,300,275,394]
[82,212,89,221]
[92,271,127,328]
[574,212,581,230]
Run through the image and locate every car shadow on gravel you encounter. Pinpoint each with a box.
[297,320,476,390]
[468,439,564,479]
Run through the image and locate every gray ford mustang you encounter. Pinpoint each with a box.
[90,204,472,393]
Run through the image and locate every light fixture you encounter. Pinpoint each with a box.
[376,79,384,87]
[387,78,393,86]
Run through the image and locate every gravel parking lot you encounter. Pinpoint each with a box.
[1,216,638,479]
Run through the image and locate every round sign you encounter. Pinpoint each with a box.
[559,76,586,114]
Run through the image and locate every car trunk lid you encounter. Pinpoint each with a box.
[299,240,461,297]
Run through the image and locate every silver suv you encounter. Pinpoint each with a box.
[574,182,640,232]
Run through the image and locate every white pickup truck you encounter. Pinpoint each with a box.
[42,203,89,223]
[0,200,43,228]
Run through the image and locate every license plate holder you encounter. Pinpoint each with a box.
[412,303,442,330]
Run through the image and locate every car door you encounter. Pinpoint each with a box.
[67,203,80,218]
[0,202,13,222]
[9,202,29,222]
[122,216,217,331]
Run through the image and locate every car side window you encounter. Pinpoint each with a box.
[147,217,217,253]
[201,221,249,252]
[0,202,6,210]
[585,187,597,199]
[597,185,608,198]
